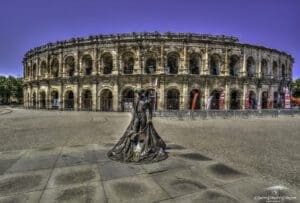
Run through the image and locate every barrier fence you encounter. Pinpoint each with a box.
[153,109,300,119]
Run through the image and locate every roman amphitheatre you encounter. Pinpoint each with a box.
[22,32,293,111]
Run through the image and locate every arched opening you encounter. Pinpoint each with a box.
[167,52,179,74]
[32,64,37,79]
[210,54,220,76]
[82,55,93,75]
[122,88,134,111]
[261,59,268,79]
[40,61,47,78]
[64,91,74,110]
[40,91,46,109]
[145,88,158,110]
[272,61,278,79]
[230,90,241,109]
[273,92,279,108]
[123,53,134,74]
[51,59,59,78]
[246,57,255,77]
[32,92,37,108]
[102,53,113,74]
[210,90,220,110]
[166,89,180,110]
[100,89,113,111]
[248,91,257,109]
[145,58,156,74]
[261,91,269,109]
[189,54,200,74]
[281,64,285,78]
[81,89,92,111]
[65,56,75,77]
[229,56,239,77]
[51,91,59,109]
[189,89,201,110]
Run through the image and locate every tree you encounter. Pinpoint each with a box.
[292,79,300,98]
[0,75,23,104]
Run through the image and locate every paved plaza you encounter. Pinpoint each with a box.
[0,107,299,202]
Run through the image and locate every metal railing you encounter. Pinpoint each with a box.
[153,109,300,120]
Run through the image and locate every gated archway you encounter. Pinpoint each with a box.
[100,89,113,111]
[248,91,257,109]
[210,90,220,110]
[51,91,59,109]
[81,89,92,111]
[39,91,46,109]
[166,89,180,110]
[146,88,158,111]
[273,92,279,108]
[122,88,134,111]
[64,91,74,110]
[261,91,269,109]
[189,89,201,110]
[230,90,241,110]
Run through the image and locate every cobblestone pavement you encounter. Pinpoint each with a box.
[0,108,299,202]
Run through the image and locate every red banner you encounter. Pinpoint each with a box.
[191,92,199,111]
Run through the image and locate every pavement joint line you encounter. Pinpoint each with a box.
[0,189,44,199]
[95,148,109,203]
[37,146,64,203]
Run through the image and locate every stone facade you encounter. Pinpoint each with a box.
[23,32,294,111]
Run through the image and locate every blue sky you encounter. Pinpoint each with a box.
[0,0,299,78]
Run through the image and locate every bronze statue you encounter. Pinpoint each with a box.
[107,88,168,163]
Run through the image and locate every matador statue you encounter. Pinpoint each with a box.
[107,88,168,163]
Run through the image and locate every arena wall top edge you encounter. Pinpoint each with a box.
[23,32,294,62]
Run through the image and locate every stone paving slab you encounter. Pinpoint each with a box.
[47,164,101,189]
[159,189,241,203]
[55,145,97,168]
[0,144,298,203]
[0,169,51,196]
[99,161,146,181]
[103,174,169,203]
[40,181,106,203]
[151,167,207,198]
[8,148,61,173]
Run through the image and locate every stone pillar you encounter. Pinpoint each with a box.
[242,50,246,77]
[59,51,63,77]
[134,48,141,74]
[92,47,98,75]
[74,83,79,110]
[46,85,50,109]
[37,86,40,109]
[158,83,165,110]
[37,57,40,80]
[60,83,64,110]
[112,51,119,75]
[179,46,188,74]
[257,88,262,109]
[258,50,262,78]
[204,84,210,110]
[92,83,97,111]
[74,50,80,76]
[224,83,229,110]
[224,49,228,76]
[242,83,247,109]
[158,44,164,74]
[180,82,188,110]
[113,83,119,111]
[203,45,209,75]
